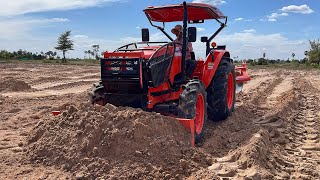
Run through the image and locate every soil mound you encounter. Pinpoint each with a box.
[0,78,31,92]
[25,103,206,179]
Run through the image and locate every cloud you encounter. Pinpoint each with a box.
[192,32,308,60]
[280,5,314,14]
[0,17,69,39]
[264,12,288,22]
[234,18,253,22]
[242,29,256,33]
[192,0,226,6]
[234,18,243,21]
[197,28,205,32]
[121,32,166,43]
[74,35,89,38]
[0,0,123,16]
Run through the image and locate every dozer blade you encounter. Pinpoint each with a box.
[176,118,195,147]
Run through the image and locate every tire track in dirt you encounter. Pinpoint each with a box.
[274,79,320,179]
[1,86,92,98]
[188,76,286,179]
[247,77,320,179]
[189,74,320,179]
[31,79,97,90]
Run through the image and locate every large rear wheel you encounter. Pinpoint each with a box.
[179,80,207,144]
[207,57,236,121]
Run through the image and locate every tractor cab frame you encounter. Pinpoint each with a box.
[143,2,228,84]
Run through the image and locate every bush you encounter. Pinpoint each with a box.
[308,39,320,64]
[257,58,268,65]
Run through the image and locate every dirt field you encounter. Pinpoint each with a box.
[0,63,320,179]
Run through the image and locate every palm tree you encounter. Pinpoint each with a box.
[92,44,100,59]
[55,31,74,62]
[84,50,88,59]
[90,51,94,59]
[87,50,92,59]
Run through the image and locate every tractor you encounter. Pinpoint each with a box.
[89,2,250,145]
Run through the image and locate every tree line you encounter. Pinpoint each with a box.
[235,40,320,67]
[0,49,56,60]
[1,30,320,66]
[0,31,100,62]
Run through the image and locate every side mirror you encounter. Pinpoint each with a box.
[188,27,197,42]
[142,28,149,42]
[201,36,208,42]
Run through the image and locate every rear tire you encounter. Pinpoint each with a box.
[207,57,236,121]
[179,80,207,144]
[89,82,105,105]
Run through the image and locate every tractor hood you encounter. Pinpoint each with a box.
[103,46,161,60]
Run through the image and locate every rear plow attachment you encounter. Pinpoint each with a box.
[235,61,251,93]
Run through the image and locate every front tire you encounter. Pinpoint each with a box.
[179,80,207,144]
[207,57,236,121]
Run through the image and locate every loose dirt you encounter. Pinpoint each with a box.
[0,63,319,179]
[0,78,31,92]
[25,103,200,179]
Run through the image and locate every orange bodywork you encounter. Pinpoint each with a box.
[103,47,229,109]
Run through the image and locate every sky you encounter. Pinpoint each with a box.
[0,0,319,60]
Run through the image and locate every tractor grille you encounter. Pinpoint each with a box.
[100,57,143,94]
[101,57,140,79]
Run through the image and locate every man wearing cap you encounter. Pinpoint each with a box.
[171,24,197,76]
[171,25,194,59]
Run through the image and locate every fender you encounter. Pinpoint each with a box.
[200,49,230,88]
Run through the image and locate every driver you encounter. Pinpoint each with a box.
[172,25,197,76]
[171,25,194,59]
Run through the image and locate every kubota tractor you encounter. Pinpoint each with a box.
[90,2,250,145]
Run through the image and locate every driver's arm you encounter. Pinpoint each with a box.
[187,42,193,52]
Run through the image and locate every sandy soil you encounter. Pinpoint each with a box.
[0,63,319,179]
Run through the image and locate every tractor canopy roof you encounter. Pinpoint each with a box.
[144,3,226,22]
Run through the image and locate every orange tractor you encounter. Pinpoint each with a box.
[90,2,250,145]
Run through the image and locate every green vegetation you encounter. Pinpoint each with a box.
[55,31,74,62]
[0,49,46,60]
[0,30,101,65]
[308,39,320,65]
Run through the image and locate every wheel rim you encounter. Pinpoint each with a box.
[195,93,205,134]
[226,72,234,109]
